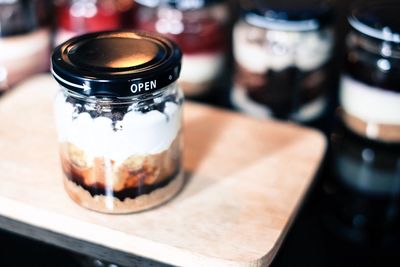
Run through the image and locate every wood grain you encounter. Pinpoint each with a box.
[0,75,326,267]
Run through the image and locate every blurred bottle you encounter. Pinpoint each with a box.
[134,0,231,100]
[231,0,336,128]
[54,0,134,45]
[323,0,400,245]
[0,0,51,92]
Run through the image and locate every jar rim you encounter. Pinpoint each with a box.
[348,0,400,44]
[241,0,333,32]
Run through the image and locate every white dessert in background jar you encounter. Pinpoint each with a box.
[52,31,184,214]
[231,0,335,124]
[340,75,400,141]
[134,0,230,98]
[233,21,333,74]
[179,52,225,96]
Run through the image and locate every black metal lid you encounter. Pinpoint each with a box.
[0,0,38,37]
[135,0,223,10]
[348,0,400,43]
[243,0,333,31]
[51,31,182,98]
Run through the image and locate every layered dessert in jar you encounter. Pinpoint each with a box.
[323,1,400,244]
[134,0,230,98]
[54,0,134,45]
[0,0,50,91]
[340,1,400,143]
[232,0,335,123]
[52,31,184,213]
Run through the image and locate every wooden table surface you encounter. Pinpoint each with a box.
[0,75,326,267]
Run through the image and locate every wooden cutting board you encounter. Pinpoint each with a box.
[0,75,326,267]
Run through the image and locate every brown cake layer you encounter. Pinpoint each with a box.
[234,62,331,118]
[64,171,184,213]
[59,135,182,212]
[341,110,400,142]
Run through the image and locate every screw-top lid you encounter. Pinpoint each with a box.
[348,0,400,43]
[243,0,333,32]
[51,31,182,98]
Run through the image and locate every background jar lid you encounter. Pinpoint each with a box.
[348,0,400,44]
[135,0,223,10]
[51,31,182,98]
[242,0,333,32]
[166,0,223,10]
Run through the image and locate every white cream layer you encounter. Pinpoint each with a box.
[233,21,333,73]
[180,51,225,84]
[54,93,182,163]
[340,75,400,125]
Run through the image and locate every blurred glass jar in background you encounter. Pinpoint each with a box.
[54,0,134,45]
[134,0,230,99]
[232,0,335,125]
[325,119,400,245]
[324,0,400,245]
[0,0,50,92]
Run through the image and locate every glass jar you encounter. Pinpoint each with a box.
[134,0,230,99]
[323,1,400,244]
[340,1,400,143]
[54,0,134,46]
[0,0,50,91]
[51,31,184,213]
[232,0,335,123]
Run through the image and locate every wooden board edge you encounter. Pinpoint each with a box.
[0,196,266,267]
